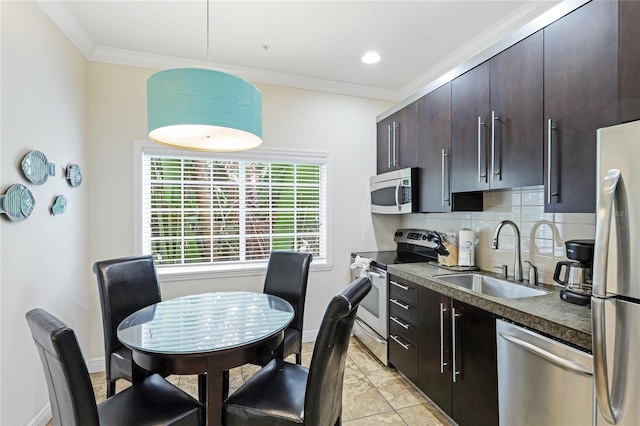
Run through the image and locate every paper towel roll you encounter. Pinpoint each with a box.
[458,228,475,267]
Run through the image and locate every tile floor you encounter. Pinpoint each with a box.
[53,338,452,425]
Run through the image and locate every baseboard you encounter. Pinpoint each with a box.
[87,356,106,374]
[302,329,318,343]
[27,402,51,426]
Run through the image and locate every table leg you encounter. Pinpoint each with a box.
[206,357,223,426]
[198,374,207,403]
[197,371,229,404]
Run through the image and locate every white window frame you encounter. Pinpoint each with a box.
[134,140,333,281]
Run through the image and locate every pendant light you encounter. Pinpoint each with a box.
[146,1,262,152]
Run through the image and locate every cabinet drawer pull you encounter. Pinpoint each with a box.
[390,298,410,310]
[390,280,409,291]
[390,334,410,350]
[390,316,410,330]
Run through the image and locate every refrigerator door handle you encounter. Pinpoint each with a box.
[592,168,622,425]
[593,298,619,425]
[593,168,621,298]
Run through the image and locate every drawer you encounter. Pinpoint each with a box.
[390,296,418,324]
[389,332,418,384]
[390,315,418,343]
[389,276,418,303]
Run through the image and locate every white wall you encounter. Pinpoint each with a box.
[401,186,595,285]
[85,61,396,358]
[1,2,89,425]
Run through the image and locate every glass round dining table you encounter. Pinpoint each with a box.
[117,291,294,426]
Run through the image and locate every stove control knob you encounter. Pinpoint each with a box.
[395,231,403,237]
[422,235,428,240]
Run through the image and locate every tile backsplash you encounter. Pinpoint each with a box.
[399,186,596,286]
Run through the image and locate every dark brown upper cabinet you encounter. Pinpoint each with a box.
[418,84,482,212]
[417,84,453,212]
[451,31,543,193]
[544,0,618,213]
[376,102,419,174]
[619,0,640,124]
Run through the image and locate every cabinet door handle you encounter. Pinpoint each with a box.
[477,116,487,183]
[390,280,409,291]
[390,334,411,350]
[491,111,501,181]
[388,124,392,169]
[440,302,449,373]
[452,307,462,383]
[393,122,399,166]
[390,316,410,330]
[441,149,450,206]
[547,118,558,203]
[390,298,410,310]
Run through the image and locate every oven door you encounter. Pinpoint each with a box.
[351,265,388,338]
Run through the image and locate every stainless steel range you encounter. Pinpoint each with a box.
[350,229,444,365]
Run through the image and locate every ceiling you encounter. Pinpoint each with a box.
[38,1,564,101]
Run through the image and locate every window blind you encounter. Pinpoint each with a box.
[141,152,327,269]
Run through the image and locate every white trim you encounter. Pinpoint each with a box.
[302,329,318,344]
[35,0,96,57]
[26,403,51,426]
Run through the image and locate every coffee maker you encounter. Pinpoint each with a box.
[554,239,595,305]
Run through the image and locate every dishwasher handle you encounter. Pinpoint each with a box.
[498,331,592,376]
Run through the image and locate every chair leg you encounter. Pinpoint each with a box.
[295,353,302,365]
[107,379,116,398]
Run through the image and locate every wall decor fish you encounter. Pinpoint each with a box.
[65,164,82,187]
[21,150,55,185]
[0,184,35,222]
[51,195,67,216]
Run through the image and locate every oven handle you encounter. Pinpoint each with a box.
[354,317,386,344]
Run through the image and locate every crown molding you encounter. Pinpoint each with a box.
[36,0,95,57]
[90,46,401,100]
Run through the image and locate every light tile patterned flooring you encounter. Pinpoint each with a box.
[59,338,452,425]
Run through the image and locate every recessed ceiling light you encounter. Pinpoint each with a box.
[362,51,381,64]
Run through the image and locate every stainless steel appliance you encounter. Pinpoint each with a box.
[350,229,441,365]
[593,120,640,425]
[554,239,595,305]
[370,167,418,214]
[496,319,594,426]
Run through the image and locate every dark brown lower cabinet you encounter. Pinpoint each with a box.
[418,286,498,426]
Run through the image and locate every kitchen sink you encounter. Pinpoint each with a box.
[433,273,549,299]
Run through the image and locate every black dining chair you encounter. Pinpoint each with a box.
[93,255,162,397]
[26,308,205,426]
[260,250,313,365]
[222,277,372,426]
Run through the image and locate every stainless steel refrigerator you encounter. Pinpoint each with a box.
[593,120,640,425]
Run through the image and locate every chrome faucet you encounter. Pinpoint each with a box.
[491,220,523,282]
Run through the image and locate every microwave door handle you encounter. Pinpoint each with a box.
[592,168,621,425]
[395,180,401,211]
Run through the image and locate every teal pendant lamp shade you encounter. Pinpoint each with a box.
[147,68,262,151]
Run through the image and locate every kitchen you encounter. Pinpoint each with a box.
[2,1,639,425]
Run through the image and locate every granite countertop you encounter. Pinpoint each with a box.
[387,262,593,351]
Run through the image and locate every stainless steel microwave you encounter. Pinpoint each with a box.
[370,167,418,214]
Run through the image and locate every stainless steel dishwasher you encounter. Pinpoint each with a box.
[496,319,595,426]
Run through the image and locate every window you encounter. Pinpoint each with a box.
[136,143,329,277]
